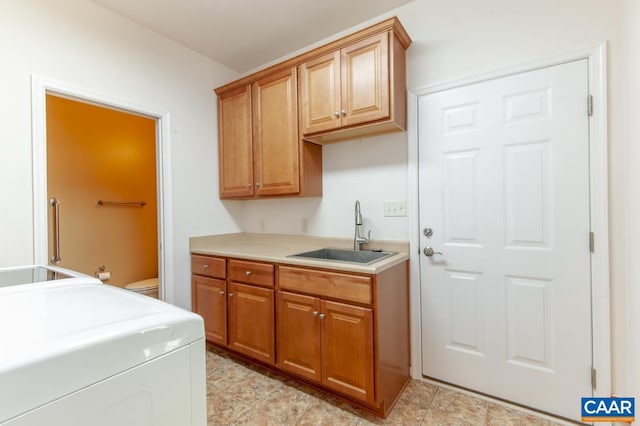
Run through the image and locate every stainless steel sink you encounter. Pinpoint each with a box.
[288,248,396,265]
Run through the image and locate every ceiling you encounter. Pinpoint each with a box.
[91,0,414,73]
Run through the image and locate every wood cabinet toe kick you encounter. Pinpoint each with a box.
[191,253,410,417]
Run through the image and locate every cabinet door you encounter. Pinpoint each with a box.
[341,32,390,128]
[299,51,342,135]
[192,275,227,346]
[321,300,374,404]
[252,68,300,196]
[218,85,254,198]
[227,282,275,364]
[276,291,321,382]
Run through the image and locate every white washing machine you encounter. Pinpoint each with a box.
[0,265,206,426]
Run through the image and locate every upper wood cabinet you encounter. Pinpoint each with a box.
[214,17,410,199]
[217,67,322,199]
[299,32,393,140]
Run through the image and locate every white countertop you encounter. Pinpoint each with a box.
[189,233,410,274]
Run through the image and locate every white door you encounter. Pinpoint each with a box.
[419,59,591,421]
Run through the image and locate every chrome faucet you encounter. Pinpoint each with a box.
[354,200,371,251]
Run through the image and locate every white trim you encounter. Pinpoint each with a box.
[30,75,175,303]
[407,90,422,378]
[407,44,611,397]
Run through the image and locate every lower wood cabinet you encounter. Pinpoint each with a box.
[192,253,409,417]
[191,256,276,365]
[277,292,374,404]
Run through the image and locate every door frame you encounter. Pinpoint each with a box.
[30,75,175,303]
[407,43,610,397]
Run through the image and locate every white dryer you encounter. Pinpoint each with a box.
[0,268,206,426]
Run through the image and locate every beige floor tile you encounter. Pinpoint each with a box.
[206,392,253,425]
[426,388,488,425]
[422,410,481,426]
[207,361,251,391]
[230,410,284,426]
[485,404,552,426]
[226,369,287,407]
[252,383,315,424]
[296,400,363,426]
[205,350,563,426]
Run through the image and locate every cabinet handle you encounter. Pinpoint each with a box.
[229,292,234,298]
[219,290,225,295]
[247,183,252,188]
[245,270,252,276]
[203,264,208,269]
[256,182,261,187]
[312,311,318,317]
[319,313,325,320]
[333,111,340,117]
[341,110,346,116]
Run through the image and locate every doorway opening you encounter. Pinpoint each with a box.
[46,94,158,295]
[31,75,174,302]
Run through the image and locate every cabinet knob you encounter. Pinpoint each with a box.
[256,182,261,187]
[319,313,325,320]
[341,110,346,116]
[245,270,252,276]
[229,292,234,298]
[312,311,318,317]
[203,264,208,269]
[219,290,225,295]
[334,111,340,117]
[247,183,252,188]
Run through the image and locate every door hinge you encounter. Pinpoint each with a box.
[591,367,597,389]
[588,94,594,116]
[589,231,595,253]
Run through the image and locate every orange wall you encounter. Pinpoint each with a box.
[46,94,157,287]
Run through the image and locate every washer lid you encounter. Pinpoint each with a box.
[0,281,204,422]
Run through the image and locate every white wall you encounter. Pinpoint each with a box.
[235,131,408,241]
[237,0,632,397]
[0,0,241,308]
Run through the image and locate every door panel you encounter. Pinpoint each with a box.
[252,68,300,196]
[276,291,321,382]
[299,51,341,134]
[192,276,226,346]
[218,85,253,198]
[341,32,389,127]
[419,60,591,420]
[227,282,274,364]
[321,300,374,404]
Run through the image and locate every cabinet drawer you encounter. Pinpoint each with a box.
[191,255,226,279]
[229,259,274,287]
[278,266,372,305]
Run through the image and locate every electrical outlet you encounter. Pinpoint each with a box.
[384,200,407,217]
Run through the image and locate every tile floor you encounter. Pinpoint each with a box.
[206,346,565,425]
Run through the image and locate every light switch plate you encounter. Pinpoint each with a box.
[384,200,407,217]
